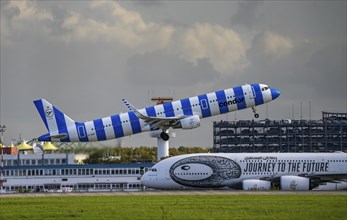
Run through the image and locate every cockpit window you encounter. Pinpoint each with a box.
[261,86,270,91]
[151,168,157,172]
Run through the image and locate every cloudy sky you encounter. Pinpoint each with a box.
[1,1,346,147]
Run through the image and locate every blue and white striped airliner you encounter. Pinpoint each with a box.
[34,83,280,142]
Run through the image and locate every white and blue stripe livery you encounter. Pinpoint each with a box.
[34,84,280,142]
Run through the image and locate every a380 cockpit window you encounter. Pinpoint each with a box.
[151,168,157,172]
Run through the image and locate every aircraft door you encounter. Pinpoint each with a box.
[78,126,86,138]
[247,85,255,99]
[200,99,208,110]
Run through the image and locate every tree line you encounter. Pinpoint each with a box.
[83,146,211,164]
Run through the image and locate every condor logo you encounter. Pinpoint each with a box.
[218,98,244,108]
[45,107,54,119]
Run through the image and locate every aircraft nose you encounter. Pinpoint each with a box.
[270,88,281,100]
[140,172,151,187]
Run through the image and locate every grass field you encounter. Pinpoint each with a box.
[1,194,346,219]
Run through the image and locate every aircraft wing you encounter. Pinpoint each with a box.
[260,173,347,188]
[299,173,347,183]
[122,99,184,130]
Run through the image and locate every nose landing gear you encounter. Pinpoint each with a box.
[252,107,259,118]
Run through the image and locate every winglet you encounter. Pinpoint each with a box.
[122,99,147,119]
[122,99,136,112]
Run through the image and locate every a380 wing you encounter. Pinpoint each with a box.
[122,99,184,130]
[260,173,347,187]
[299,173,347,183]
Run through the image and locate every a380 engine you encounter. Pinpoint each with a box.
[178,115,201,130]
[242,176,311,191]
[280,176,310,190]
[242,180,271,190]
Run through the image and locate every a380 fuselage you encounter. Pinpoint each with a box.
[140,152,347,190]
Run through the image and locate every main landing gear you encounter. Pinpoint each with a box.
[160,131,170,141]
[151,130,175,161]
[252,107,259,118]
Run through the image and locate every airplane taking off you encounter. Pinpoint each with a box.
[141,152,347,190]
[34,84,280,142]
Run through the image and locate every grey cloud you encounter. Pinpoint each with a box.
[231,1,264,28]
[258,1,346,40]
[1,1,346,147]
[125,50,219,86]
[131,0,163,7]
[248,39,346,101]
[44,5,72,36]
[241,30,346,119]
[302,44,346,99]
[1,1,20,21]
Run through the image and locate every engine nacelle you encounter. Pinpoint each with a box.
[313,182,347,191]
[242,180,271,191]
[280,176,310,191]
[179,115,201,130]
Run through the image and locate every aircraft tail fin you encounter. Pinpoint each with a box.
[33,99,75,141]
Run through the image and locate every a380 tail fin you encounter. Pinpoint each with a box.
[33,99,75,141]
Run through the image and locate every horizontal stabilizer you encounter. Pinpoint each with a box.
[38,133,69,142]
[49,133,68,139]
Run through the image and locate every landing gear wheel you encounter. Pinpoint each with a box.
[252,107,259,118]
[160,132,169,141]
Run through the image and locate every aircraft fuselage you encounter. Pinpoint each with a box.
[34,83,280,142]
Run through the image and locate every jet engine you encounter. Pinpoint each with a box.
[179,115,201,130]
[280,176,310,190]
[242,179,271,191]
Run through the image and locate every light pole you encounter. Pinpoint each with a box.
[0,125,6,193]
[0,125,6,145]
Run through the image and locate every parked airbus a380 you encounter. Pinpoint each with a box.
[141,152,347,190]
[34,84,280,142]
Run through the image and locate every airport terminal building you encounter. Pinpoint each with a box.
[0,152,153,193]
[213,112,347,153]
